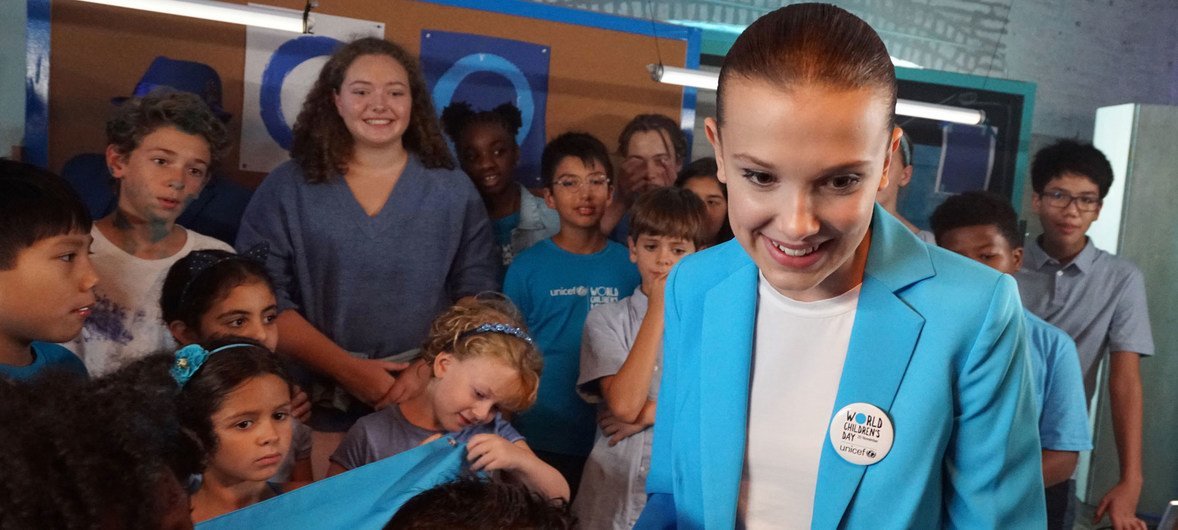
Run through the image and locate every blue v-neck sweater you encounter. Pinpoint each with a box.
[237,156,500,362]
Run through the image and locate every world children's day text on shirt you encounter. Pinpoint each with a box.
[549,285,621,308]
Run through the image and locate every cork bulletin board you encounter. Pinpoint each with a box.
[32,0,699,188]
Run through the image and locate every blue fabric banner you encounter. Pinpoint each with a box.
[197,437,467,530]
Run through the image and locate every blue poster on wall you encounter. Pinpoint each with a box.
[420,30,550,188]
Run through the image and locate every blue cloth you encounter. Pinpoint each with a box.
[330,404,523,470]
[504,239,640,457]
[196,437,468,530]
[0,342,88,381]
[637,206,1045,529]
[236,156,500,430]
[1025,310,1092,452]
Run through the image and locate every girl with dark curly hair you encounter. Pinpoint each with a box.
[441,101,559,268]
[236,38,500,460]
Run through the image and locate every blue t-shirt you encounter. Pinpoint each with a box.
[0,342,88,382]
[1025,310,1092,451]
[493,211,522,267]
[503,238,641,456]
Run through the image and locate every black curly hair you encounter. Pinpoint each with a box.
[384,476,576,529]
[929,190,1023,249]
[439,101,523,146]
[0,359,204,529]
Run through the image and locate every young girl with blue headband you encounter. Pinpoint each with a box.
[167,339,297,523]
[327,296,569,501]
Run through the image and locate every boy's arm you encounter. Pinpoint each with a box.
[945,277,1045,528]
[1042,450,1079,487]
[1095,351,1146,530]
[636,268,684,530]
[601,276,667,423]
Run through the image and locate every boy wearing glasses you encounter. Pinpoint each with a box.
[1016,139,1154,530]
[504,132,641,496]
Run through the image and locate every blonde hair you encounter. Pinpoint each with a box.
[421,294,542,412]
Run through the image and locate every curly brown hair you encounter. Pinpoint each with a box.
[106,87,232,164]
[420,294,542,413]
[290,37,454,183]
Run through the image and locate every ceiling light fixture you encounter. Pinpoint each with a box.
[648,64,986,125]
[75,0,311,33]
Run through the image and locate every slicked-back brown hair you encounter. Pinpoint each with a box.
[716,3,896,129]
[291,37,454,183]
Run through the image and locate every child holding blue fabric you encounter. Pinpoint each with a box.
[504,132,641,496]
[327,296,568,501]
[0,160,96,382]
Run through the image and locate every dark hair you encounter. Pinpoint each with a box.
[929,191,1023,249]
[540,132,614,188]
[160,249,275,332]
[716,3,896,128]
[106,87,232,165]
[0,355,204,529]
[175,338,292,458]
[618,113,687,161]
[384,476,576,530]
[629,187,709,248]
[1030,139,1114,198]
[440,101,523,146]
[291,37,454,183]
[675,157,734,244]
[0,160,92,270]
[674,157,720,190]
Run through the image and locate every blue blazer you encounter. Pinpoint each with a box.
[637,206,1045,529]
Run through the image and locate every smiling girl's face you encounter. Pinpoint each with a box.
[707,79,899,302]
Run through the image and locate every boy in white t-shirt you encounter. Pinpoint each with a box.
[574,187,707,529]
[69,89,233,375]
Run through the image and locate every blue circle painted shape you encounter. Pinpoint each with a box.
[854,413,866,424]
[432,53,534,145]
[260,35,342,149]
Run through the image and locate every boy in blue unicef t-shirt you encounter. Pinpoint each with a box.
[504,132,641,497]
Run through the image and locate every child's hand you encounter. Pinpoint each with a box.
[597,408,651,446]
[647,272,669,310]
[466,434,530,472]
[290,385,312,423]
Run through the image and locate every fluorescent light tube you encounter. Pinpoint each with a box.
[648,64,985,125]
[75,0,307,33]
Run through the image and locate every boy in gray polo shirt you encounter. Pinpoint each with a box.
[1015,139,1154,530]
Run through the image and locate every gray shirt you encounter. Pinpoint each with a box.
[574,287,660,530]
[1015,238,1154,398]
[330,404,524,471]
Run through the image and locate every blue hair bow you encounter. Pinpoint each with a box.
[170,343,253,387]
[457,323,534,345]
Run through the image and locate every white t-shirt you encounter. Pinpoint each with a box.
[737,275,861,530]
[69,226,232,376]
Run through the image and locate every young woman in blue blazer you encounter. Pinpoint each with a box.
[637,4,1045,529]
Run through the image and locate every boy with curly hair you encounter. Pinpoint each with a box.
[69,88,235,376]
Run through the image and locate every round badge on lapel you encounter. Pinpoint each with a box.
[829,402,894,465]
